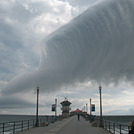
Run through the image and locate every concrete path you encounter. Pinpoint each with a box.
[16,116,111,134]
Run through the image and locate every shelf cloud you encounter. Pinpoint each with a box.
[2,0,134,95]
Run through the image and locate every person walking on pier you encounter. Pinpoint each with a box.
[77,114,80,121]
[129,120,134,134]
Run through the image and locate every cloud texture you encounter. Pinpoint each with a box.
[0,0,76,83]
[2,0,134,95]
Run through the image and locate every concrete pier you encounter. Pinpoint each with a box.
[16,116,111,134]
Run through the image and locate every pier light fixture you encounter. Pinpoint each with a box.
[35,85,40,127]
[99,85,103,127]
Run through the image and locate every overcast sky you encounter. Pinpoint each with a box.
[0,0,134,116]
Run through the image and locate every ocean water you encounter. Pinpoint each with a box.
[102,115,134,125]
[0,114,133,125]
[0,114,45,123]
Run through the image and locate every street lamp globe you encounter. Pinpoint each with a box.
[99,85,102,90]
[37,85,40,90]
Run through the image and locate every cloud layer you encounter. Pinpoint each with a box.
[2,0,134,96]
[41,0,134,86]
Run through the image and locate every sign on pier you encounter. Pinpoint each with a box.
[52,104,56,111]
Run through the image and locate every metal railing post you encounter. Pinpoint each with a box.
[113,123,115,134]
[104,121,105,129]
[3,123,4,133]
[46,116,48,122]
[128,126,130,133]
[28,120,29,130]
[13,122,15,134]
[33,120,34,128]
[39,118,41,126]
[119,124,121,134]
[105,121,107,130]
[109,122,110,132]
[21,121,23,131]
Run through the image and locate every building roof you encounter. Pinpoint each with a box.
[73,109,82,112]
[60,100,71,106]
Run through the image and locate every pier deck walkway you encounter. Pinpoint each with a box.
[17,116,111,134]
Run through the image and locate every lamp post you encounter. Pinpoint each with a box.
[55,98,57,121]
[35,85,40,127]
[90,98,92,115]
[86,103,88,113]
[99,85,103,127]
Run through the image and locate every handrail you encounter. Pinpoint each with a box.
[95,118,130,134]
[0,115,57,134]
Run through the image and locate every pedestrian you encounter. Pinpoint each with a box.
[77,114,80,121]
[129,120,134,134]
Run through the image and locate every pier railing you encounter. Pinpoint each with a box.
[94,117,130,134]
[0,115,61,134]
[103,119,130,134]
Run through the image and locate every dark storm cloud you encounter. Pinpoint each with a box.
[2,0,134,95]
[0,96,35,109]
